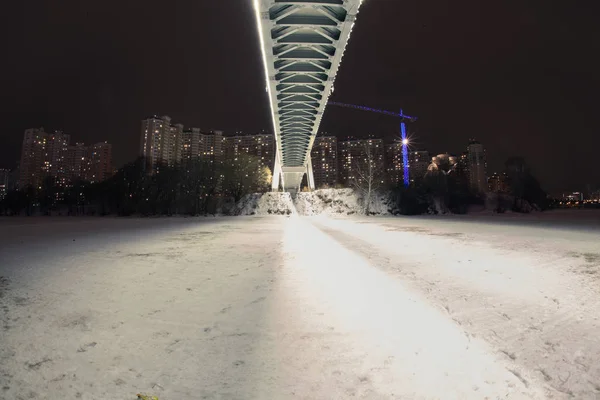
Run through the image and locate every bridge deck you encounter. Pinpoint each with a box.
[253,0,364,191]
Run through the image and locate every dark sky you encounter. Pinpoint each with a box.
[2,0,599,192]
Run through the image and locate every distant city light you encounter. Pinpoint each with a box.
[402,138,409,145]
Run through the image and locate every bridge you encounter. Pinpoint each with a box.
[253,0,364,192]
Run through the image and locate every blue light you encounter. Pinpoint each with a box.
[328,102,417,122]
[326,100,416,188]
[401,121,409,187]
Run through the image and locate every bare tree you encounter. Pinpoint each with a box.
[351,142,382,214]
[222,153,270,202]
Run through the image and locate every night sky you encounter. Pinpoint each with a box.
[2,0,599,192]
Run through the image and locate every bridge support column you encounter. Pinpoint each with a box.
[271,149,283,192]
[306,157,315,191]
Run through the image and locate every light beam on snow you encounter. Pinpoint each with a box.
[277,216,545,398]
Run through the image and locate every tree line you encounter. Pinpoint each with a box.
[386,156,550,215]
[318,144,549,216]
[1,150,549,217]
[0,154,271,216]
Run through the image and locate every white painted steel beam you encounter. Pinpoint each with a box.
[306,156,315,191]
[253,0,363,191]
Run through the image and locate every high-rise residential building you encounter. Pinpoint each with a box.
[19,128,73,189]
[409,150,431,182]
[140,116,182,172]
[310,136,338,188]
[45,131,71,187]
[181,128,203,163]
[19,128,48,189]
[224,133,275,172]
[467,139,487,193]
[204,130,225,162]
[450,151,469,183]
[140,116,163,171]
[67,143,89,182]
[338,138,385,186]
[385,143,404,185]
[19,128,69,188]
[385,144,430,185]
[488,172,510,193]
[19,127,112,188]
[0,169,9,200]
[166,124,183,167]
[87,142,113,183]
[180,128,229,165]
[457,151,469,174]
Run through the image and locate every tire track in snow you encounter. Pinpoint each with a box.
[308,216,600,399]
[279,217,546,399]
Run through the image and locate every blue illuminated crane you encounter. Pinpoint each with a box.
[327,102,417,187]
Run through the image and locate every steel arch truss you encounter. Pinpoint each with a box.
[254,0,363,190]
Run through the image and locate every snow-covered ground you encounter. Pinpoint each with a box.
[0,212,599,399]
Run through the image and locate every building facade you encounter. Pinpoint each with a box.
[19,128,47,189]
[18,129,71,189]
[467,140,487,194]
[488,172,510,193]
[385,143,403,185]
[385,144,430,185]
[409,151,431,183]
[181,128,202,163]
[0,169,9,200]
[180,128,229,165]
[338,139,385,186]
[310,136,338,188]
[66,143,89,182]
[224,133,275,172]
[166,124,184,167]
[140,116,183,172]
[87,142,113,183]
[46,131,71,187]
[18,128,112,188]
[204,130,225,162]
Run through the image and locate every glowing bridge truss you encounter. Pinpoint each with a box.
[253,0,364,192]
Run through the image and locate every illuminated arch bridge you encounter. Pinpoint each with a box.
[253,0,364,192]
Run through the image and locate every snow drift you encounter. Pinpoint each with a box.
[232,188,541,217]
[233,192,295,216]
[234,189,392,217]
[294,189,392,216]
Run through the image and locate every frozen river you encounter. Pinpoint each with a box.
[0,212,599,399]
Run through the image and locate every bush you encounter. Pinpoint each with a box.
[389,185,429,215]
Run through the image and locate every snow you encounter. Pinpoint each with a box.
[237,188,391,216]
[294,188,364,216]
[309,213,600,398]
[233,192,295,215]
[1,212,599,399]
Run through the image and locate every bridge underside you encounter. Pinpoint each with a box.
[253,0,363,191]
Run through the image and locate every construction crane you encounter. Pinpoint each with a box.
[327,101,417,187]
